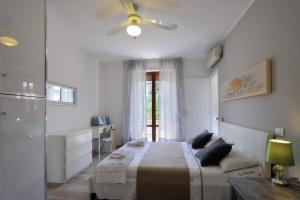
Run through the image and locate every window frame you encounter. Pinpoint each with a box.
[46,82,77,106]
[146,71,159,142]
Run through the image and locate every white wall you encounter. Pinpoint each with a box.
[98,62,104,114]
[183,60,210,78]
[46,2,210,143]
[46,3,100,133]
[209,69,219,135]
[217,0,300,178]
[184,60,210,140]
[101,61,124,145]
[184,78,210,140]
[99,59,209,145]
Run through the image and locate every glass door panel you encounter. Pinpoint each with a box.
[146,80,152,140]
[146,72,159,141]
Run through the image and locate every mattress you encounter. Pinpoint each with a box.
[94,142,230,200]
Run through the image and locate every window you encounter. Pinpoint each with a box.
[47,83,76,105]
[146,72,159,141]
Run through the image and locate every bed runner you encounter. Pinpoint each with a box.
[137,142,190,200]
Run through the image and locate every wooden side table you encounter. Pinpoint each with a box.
[228,177,300,200]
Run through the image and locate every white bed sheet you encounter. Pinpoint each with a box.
[94,142,230,200]
[190,146,231,200]
[94,142,150,200]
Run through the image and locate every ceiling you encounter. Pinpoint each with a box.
[48,0,254,61]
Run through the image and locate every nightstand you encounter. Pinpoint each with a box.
[228,177,300,200]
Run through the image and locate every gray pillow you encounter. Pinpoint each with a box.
[191,130,214,149]
[195,138,233,166]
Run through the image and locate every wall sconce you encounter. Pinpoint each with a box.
[0,31,18,47]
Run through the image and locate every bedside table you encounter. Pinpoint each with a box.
[228,177,300,200]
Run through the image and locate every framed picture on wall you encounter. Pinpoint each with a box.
[221,59,272,102]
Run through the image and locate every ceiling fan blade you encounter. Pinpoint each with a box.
[135,0,182,12]
[107,21,130,35]
[118,0,136,15]
[142,18,177,30]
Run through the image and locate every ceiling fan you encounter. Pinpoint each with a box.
[107,0,178,38]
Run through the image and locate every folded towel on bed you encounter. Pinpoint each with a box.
[95,150,134,184]
[127,140,145,147]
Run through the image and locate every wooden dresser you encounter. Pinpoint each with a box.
[47,128,92,183]
[228,177,300,200]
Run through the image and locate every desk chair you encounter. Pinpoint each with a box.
[100,125,113,153]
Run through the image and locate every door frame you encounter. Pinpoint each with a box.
[209,68,220,134]
[146,72,159,141]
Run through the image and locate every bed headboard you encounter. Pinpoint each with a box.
[219,122,272,177]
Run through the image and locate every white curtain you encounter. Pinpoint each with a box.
[122,60,147,143]
[159,58,185,141]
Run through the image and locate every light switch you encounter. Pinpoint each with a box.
[274,128,285,137]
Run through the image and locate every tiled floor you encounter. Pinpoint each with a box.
[47,153,109,200]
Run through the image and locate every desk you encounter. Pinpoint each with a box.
[91,125,116,159]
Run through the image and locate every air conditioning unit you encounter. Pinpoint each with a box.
[206,44,223,68]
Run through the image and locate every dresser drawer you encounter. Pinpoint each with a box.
[65,153,92,179]
[66,131,92,150]
[65,142,92,164]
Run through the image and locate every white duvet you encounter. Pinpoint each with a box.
[95,150,134,184]
[93,142,231,200]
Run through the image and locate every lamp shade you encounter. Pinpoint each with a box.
[266,139,295,166]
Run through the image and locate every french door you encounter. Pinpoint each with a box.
[146,72,159,141]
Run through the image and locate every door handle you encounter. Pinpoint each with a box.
[0,111,7,116]
[215,117,223,122]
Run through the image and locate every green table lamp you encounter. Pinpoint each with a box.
[266,139,295,186]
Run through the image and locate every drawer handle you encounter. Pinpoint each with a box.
[0,112,7,116]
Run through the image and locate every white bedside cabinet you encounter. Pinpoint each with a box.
[47,128,92,183]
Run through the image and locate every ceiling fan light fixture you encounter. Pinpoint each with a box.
[127,24,141,37]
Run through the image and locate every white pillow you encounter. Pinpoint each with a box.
[224,165,264,178]
[220,150,260,173]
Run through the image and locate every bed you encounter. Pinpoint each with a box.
[89,122,272,200]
